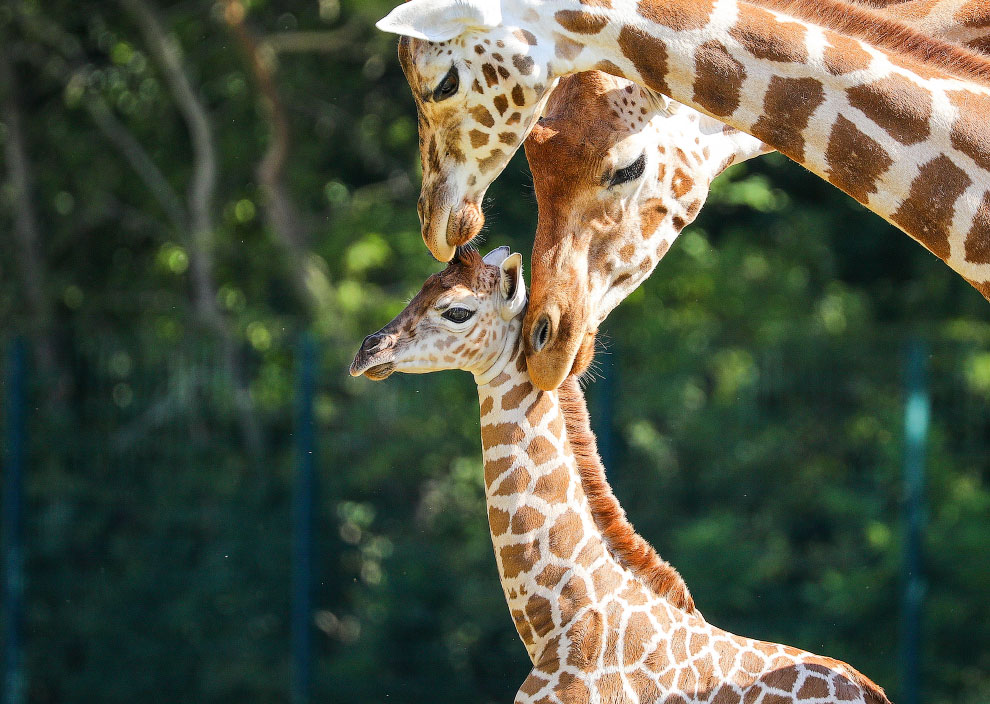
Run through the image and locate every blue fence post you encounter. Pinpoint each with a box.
[901,338,929,704]
[3,338,27,704]
[291,332,316,704]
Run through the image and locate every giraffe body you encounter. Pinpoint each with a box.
[351,248,889,704]
[379,0,990,303]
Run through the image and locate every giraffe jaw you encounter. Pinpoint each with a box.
[362,363,395,381]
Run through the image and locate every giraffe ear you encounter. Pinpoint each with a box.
[482,245,510,267]
[376,0,502,43]
[498,252,526,321]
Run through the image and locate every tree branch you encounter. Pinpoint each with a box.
[118,0,263,461]
[0,41,57,375]
[223,0,330,313]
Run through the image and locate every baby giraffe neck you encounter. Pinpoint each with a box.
[477,342,695,665]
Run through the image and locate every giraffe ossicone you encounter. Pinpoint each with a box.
[351,247,890,704]
[379,0,990,306]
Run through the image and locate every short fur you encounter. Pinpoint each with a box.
[557,375,698,614]
[754,0,990,86]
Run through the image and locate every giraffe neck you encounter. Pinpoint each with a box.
[507,0,990,298]
[476,341,695,664]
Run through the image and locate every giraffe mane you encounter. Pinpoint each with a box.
[557,375,698,615]
[753,0,990,86]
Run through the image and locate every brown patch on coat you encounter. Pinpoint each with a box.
[947,91,990,171]
[525,594,555,637]
[822,31,873,75]
[501,381,531,410]
[488,506,510,536]
[500,540,540,579]
[513,54,536,75]
[892,155,971,261]
[512,505,546,534]
[533,466,570,504]
[548,510,584,558]
[965,191,990,265]
[618,26,671,94]
[469,129,489,148]
[729,5,808,63]
[494,465,532,496]
[847,75,932,146]
[638,0,715,30]
[526,435,557,465]
[470,105,495,129]
[555,10,608,34]
[824,115,893,204]
[751,76,825,161]
[693,40,746,117]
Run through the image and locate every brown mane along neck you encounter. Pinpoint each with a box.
[556,375,698,614]
[751,0,990,86]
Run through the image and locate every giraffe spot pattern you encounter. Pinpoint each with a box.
[825,115,893,203]
[637,0,715,31]
[513,28,538,46]
[892,154,970,261]
[847,74,932,146]
[729,5,808,63]
[494,465,532,496]
[692,40,746,117]
[482,63,498,87]
[555,34,585,61]
[489,506,510,536]
[527,436,557,465]
[618,26,670,95]
[512,505,546,533]
[512,54,536,75]
[947,91,990,171]
[965,191,990,265]
[548,510,584,558]
[526,594,555,637]
[501,381,531,410]
[493,94,509,116]
[500,540,540,579]
[470,105,495,129]
[469,129,489,148]
[822,31,872,75]
[554,9,608,35]
[751,76,825,162]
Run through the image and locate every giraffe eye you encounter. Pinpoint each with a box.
[442,306,474,323]
[433,67,459,101]
[609,152,647,187]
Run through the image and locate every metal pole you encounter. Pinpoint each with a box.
[3,338,27,704]
[901,338,929,704]
[291,333,316,704]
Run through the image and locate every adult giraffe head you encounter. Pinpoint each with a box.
[377,0,557,261]
[522,72,770,390]
[350,246,527,382]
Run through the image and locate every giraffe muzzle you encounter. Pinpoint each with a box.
[350,331,397,380]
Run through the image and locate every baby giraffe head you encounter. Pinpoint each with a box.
[377,0,557,261]
[350,246,527,382]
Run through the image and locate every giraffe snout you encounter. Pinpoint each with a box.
[350,330,397,379]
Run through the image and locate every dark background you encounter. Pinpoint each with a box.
[1,1,988,702]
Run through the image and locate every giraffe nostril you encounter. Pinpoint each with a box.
[531,315,551,353]
[362,332,386,353]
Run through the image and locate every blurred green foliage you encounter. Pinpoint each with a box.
[0,1,988,703]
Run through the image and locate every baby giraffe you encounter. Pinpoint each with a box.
[350,246,889,704]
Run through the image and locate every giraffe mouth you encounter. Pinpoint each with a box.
[363,362,395,381]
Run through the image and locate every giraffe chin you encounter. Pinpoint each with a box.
[362,363,395,381]
[447,201,484,249]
